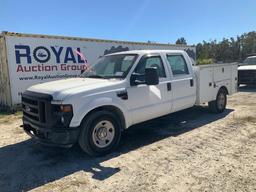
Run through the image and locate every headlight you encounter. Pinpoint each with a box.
[52,104,73,127]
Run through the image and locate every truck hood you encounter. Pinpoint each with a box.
[27,78,122,100]
[238,65,256,70]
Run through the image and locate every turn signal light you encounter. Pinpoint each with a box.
[60,105,72,113]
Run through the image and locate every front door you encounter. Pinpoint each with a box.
[126,54,172,125]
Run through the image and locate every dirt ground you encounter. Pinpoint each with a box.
[0,86,255,192]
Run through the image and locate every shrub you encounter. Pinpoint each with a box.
[196,58,214,65]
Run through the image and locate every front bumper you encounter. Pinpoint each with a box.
[21,91,79,147]
[23,118,80,147]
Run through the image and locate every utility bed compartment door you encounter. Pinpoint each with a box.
[231,64,238,94]
[213,65,232,81]
[195,66,215,104]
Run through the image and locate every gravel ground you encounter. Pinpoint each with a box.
[0,86,255,192]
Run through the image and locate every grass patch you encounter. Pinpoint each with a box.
[14,111,22,117]
[0,111,12,119]
[0,111,22,123]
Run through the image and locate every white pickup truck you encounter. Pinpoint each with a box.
[21,50,238,156]
[238,56,256,86]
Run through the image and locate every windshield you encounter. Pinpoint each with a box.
[243,57,256,65]
[82,54,138,79]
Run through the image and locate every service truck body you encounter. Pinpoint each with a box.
[21,50,237,156]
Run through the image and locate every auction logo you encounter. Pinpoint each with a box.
[14,45,89,73]
[14,45,85,64]
[33,46,51,63]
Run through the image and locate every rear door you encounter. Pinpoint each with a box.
[165,53,196,112]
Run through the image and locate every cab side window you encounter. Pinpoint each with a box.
[166,55,189,75]
[134,56,166,78]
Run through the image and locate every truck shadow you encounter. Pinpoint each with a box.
[0,107,233,192]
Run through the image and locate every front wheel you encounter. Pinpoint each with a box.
[79,111,122,156]
[208,89,227,113]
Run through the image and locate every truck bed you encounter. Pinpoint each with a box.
[194,63,238,105]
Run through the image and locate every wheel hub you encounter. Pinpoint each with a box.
[97,127,108,140]
[92,120,115,148]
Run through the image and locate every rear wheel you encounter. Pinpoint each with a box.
[79,110,122,156]
[208,89,227,113]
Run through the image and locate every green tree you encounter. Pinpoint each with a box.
[176,37,187,45]
[196,31,256,64]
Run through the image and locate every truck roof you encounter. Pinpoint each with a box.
[107,49,186,55]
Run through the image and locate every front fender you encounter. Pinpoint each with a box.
[69,96,131,128]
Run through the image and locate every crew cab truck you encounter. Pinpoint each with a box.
[21,50,238,156]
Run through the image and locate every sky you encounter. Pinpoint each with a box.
[0,0,255,45]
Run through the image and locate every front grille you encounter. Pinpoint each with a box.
[22,91,51,124]
[22,96,38,106]
[23,111,39,121]
[238,70,256,84]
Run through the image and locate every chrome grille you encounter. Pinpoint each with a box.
[238,70,256,84]
[22,95,46,123]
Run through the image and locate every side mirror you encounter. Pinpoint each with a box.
[130,67,159,86]
[145,67,159,85]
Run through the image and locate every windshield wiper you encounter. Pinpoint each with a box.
[86,75,106,79]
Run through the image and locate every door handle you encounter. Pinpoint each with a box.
[167,82,172,91]
[190,79,194,87]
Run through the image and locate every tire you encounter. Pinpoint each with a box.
[208,89,227,113]
[79,110,122,156]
